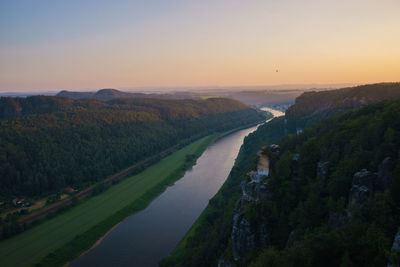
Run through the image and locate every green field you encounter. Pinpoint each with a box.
[0,134,218,267]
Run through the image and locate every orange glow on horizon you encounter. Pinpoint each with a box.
[0,1,399,91]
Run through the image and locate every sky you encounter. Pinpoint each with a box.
[0,0,399,92]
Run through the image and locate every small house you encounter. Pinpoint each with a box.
[65,186,76,194]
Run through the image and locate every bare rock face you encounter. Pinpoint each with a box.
[231,206,269,260]
[285,231,295,248]
[352,169,375,188]
[231,211,256,259]
[388,229,400,267]
[241,179,272,203]
[347,161,393,218]
[391,230,400,251]
[270,144,281,157]
[374,157,393,192]
[233,178,271,259]
[231,147,275,260]
[348,169,375,207]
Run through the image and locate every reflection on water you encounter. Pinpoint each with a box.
[261,107,285,118]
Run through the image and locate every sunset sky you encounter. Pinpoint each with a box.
[0,0,399,92]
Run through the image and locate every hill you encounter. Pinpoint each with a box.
[162,84,400,267]
[230,99,400,266]
[285,82,400,130]
[0,96,264,199]
[56,88,197,101]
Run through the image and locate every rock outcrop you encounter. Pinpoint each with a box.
[388,229,400,267]
[285,231,295,248]
[231,146,274,260]
[348,158,394,208]
[374,157,393,192]
[346,159,394,218]
[233,181,270,258]
[241,176,272,203]
[231,211,257,259]
[270,144,281,155]
[348,169,375,207]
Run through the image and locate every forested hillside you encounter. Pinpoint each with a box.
[238,99,400,266]
[286,82,400,131]
[161,117,288,267]
[56,88,197,101]
[163,84,400,267]
[0,96,264,198]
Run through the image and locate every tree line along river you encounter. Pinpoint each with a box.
[71,107,283,267]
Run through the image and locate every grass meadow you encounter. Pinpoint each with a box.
[0,134,218,267]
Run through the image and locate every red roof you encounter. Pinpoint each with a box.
[66,186,75,193]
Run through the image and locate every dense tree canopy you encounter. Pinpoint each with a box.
[0,96,264,198]
[285,82,400,131]
[163,98,400,267]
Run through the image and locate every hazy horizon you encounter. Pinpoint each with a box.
[1,0,399,91]
[0,82,362,95]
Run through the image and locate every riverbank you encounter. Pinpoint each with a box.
[71,121,269,266]
[65,119,270,266]
[0,134,218,267]
[166,110,275,257]
[41,134,220,267]
[214,111,272,142]
[64,218,125,267]
[161,109,283,266]
[63,134,223,267]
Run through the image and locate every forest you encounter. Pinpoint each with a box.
[246,99,400,266]
[0,96,264,199]
[163,97,400,266]
[285,82,400,131]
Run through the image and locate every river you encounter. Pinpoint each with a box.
[71,108,283,267]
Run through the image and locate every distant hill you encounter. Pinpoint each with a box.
[286,82,400,118]
[163,87,400,267]
[0,95,250,121]
[56,88,197,101]
[285,82,400,129]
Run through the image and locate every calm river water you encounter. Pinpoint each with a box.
[71,108,283,267]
